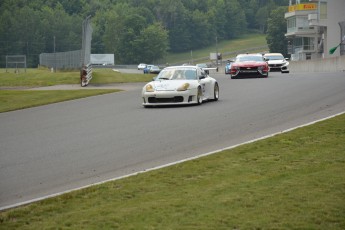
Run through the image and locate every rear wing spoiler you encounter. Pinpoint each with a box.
[202,67,218,74]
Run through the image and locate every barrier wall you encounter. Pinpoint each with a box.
[290,55,345,72]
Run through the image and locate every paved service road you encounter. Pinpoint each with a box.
[1,71,345,209]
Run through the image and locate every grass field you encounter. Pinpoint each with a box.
[0,113,344,229]
[0,68,152,87]
[165,33,267,64]
[0,68,153,112]
[0,89,122,113]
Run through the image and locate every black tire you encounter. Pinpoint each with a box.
[197,87,203,105]
[213,83,219,101]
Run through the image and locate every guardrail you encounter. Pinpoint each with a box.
[289,55,345,72]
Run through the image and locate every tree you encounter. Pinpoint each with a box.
[189,10,212,49]
[132,22,169,63]
[255,6,268,33]
[266,6,288,56]
[224,0,247,39]
[0,0,291,66]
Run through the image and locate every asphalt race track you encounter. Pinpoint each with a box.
[1,70,345,209]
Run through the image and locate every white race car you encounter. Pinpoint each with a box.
[263,53,289,73]
[142,66,219,107]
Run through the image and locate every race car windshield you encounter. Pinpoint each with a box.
[156,68,197,80]
[265,55,284,60]
[236,56,264,62]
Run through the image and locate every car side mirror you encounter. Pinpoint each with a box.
[285,58,290,61]
[199,76,206,80]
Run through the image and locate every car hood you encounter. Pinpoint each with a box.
[151,80,196,91]
[233,61,266,67]
[267,60,286,64]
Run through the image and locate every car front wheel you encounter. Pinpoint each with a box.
[213,83,219,101]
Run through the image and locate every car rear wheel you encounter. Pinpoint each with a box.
[213,83,219,101]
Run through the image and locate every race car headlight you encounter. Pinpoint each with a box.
[258,65,269,71]
[177,83,190,91]
[145,84,154,92]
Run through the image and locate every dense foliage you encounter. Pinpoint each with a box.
[0,0,289,66]
[266,6,289,56]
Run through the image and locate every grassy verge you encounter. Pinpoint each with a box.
[0,68,151,87]
[0,68,153,113]
[165,33,267,64]
[1,113,344,229]
[0,90,121,113]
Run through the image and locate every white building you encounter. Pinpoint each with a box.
[90,54,115,65]
[285,0,345,61]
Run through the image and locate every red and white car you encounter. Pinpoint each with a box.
[230,54,269,79]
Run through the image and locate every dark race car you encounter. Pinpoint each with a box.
[230,54,269,79]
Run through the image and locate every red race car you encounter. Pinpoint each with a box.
[230,53,269,79]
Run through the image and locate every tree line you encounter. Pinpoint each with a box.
[0,0,289,67]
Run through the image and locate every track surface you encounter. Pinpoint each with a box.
[1,71,345,209]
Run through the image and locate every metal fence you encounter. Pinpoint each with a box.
[39,16,93,86]
[6,55,27,72]
[39,50,82,70]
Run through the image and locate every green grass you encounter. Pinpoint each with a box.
[0,113,344,229]
[0,68,153,112]
[0,68,152,87]
[0,90,121,113]
[165,33,267,64]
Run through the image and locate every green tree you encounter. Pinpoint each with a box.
[255,6,268,33]
[266,6,288,56]
[189,10,212,49]
[224,0,247,39]
[133,22,169,63]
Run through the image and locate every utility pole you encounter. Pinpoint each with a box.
[54,36,56,72]
[191,50,193,65]
[216,36,218,68]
